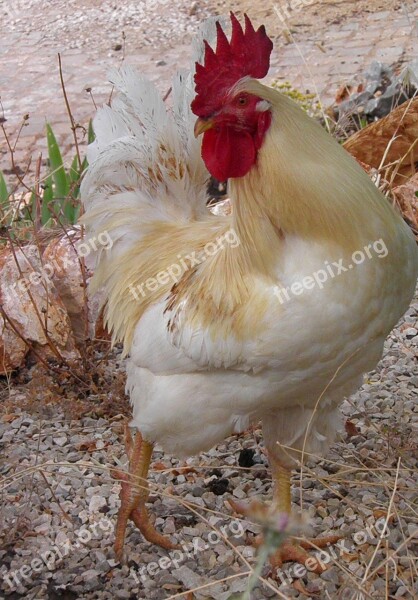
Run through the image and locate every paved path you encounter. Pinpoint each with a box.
[0,2,417,178]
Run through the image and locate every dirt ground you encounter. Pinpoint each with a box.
[1,0,417,175]
[212,0,412,37]
[1,2,418,599]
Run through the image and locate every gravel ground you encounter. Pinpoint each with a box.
[0,291,417,599]
[3,0,407,57]
[3,0,211,54]
[1,1,418,598]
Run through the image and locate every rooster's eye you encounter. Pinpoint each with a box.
[237,95,248,106]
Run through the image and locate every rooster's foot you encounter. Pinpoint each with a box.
[268,533,344,575]
[229,498,343,575]
[112,424,178,561]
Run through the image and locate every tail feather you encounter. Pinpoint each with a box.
[79,24,224,350]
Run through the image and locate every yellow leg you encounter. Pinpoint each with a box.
[229,454,344,575]
[268,455,343,573]
[112,424,178,561]
[271,459,291,514]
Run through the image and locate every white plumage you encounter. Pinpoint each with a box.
[80,16,418,564]
[81,18,417,491]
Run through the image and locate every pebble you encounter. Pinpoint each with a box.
[88,494,107,512]
[0,285,416,600]
[53,435,67,447]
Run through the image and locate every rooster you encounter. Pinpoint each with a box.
[81,14,418,570]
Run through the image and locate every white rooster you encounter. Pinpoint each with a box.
[81,13,418,569]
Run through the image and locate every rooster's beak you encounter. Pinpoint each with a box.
[194,117,215,138]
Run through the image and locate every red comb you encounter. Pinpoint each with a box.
[191,13,273,117]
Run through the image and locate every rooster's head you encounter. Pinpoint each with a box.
[191,13,273,182]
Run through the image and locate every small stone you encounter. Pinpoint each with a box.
[317,506,328,518]
[156,60,167,67]
[189,1,199,16]
[89,494,107,513]
[321,566,339,584]
[114,590,131,599]
[163,517,176,534]
[53,436,67,447]
[113,43,122,51]
[232,487,246,499]
[207,478,229,496]
[173,565,205,589]
[238,448,256,468]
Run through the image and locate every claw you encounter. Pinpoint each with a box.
[131,505,179,549]
[112,427,178,560]
[228,494,345,576]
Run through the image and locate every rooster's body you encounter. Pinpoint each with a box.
[81,15,417,565]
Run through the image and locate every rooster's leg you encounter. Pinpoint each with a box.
[268,459,342,573]
[230,457,343,575]
[112,424,178,560]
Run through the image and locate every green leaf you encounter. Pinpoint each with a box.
[87,119,95,145]
[66,201,77,225]
[0,171,9,204]
[41,173,53,225]
[46,123,73,221]
[415,191,418,198]
[69,154,82,191]
[42,217,55,229]
[29,190,38,222]
[69,154,80,179]
[72,204,81,222]
[46,123,69,198]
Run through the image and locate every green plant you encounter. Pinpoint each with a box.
[271,80,321,118]
[0,120,94,234]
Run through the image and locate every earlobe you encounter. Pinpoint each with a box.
[256,100,271,112]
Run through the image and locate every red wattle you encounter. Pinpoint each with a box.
[201,127,257,182]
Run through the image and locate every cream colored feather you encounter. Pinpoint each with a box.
[81,21,417,465]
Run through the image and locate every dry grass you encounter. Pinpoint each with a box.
[0,15,417,599]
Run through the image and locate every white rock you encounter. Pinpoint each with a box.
[88,495,107,513]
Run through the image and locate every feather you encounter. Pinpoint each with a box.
[81,19,417,464]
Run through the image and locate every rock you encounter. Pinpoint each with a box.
[207,478,229,496]
[0,244,79,374]
[398,59,418,89]
[79,568,102,591]
[53,435,67,447]
[338,91,374,116]
[365,83,409,119]
[238,448,256,467]
[173,565,205,589]
[163,517,176,534]
[89,495,107,513]
[364,60,393,84]
[322,566,340,584]
[189,2,199,16]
